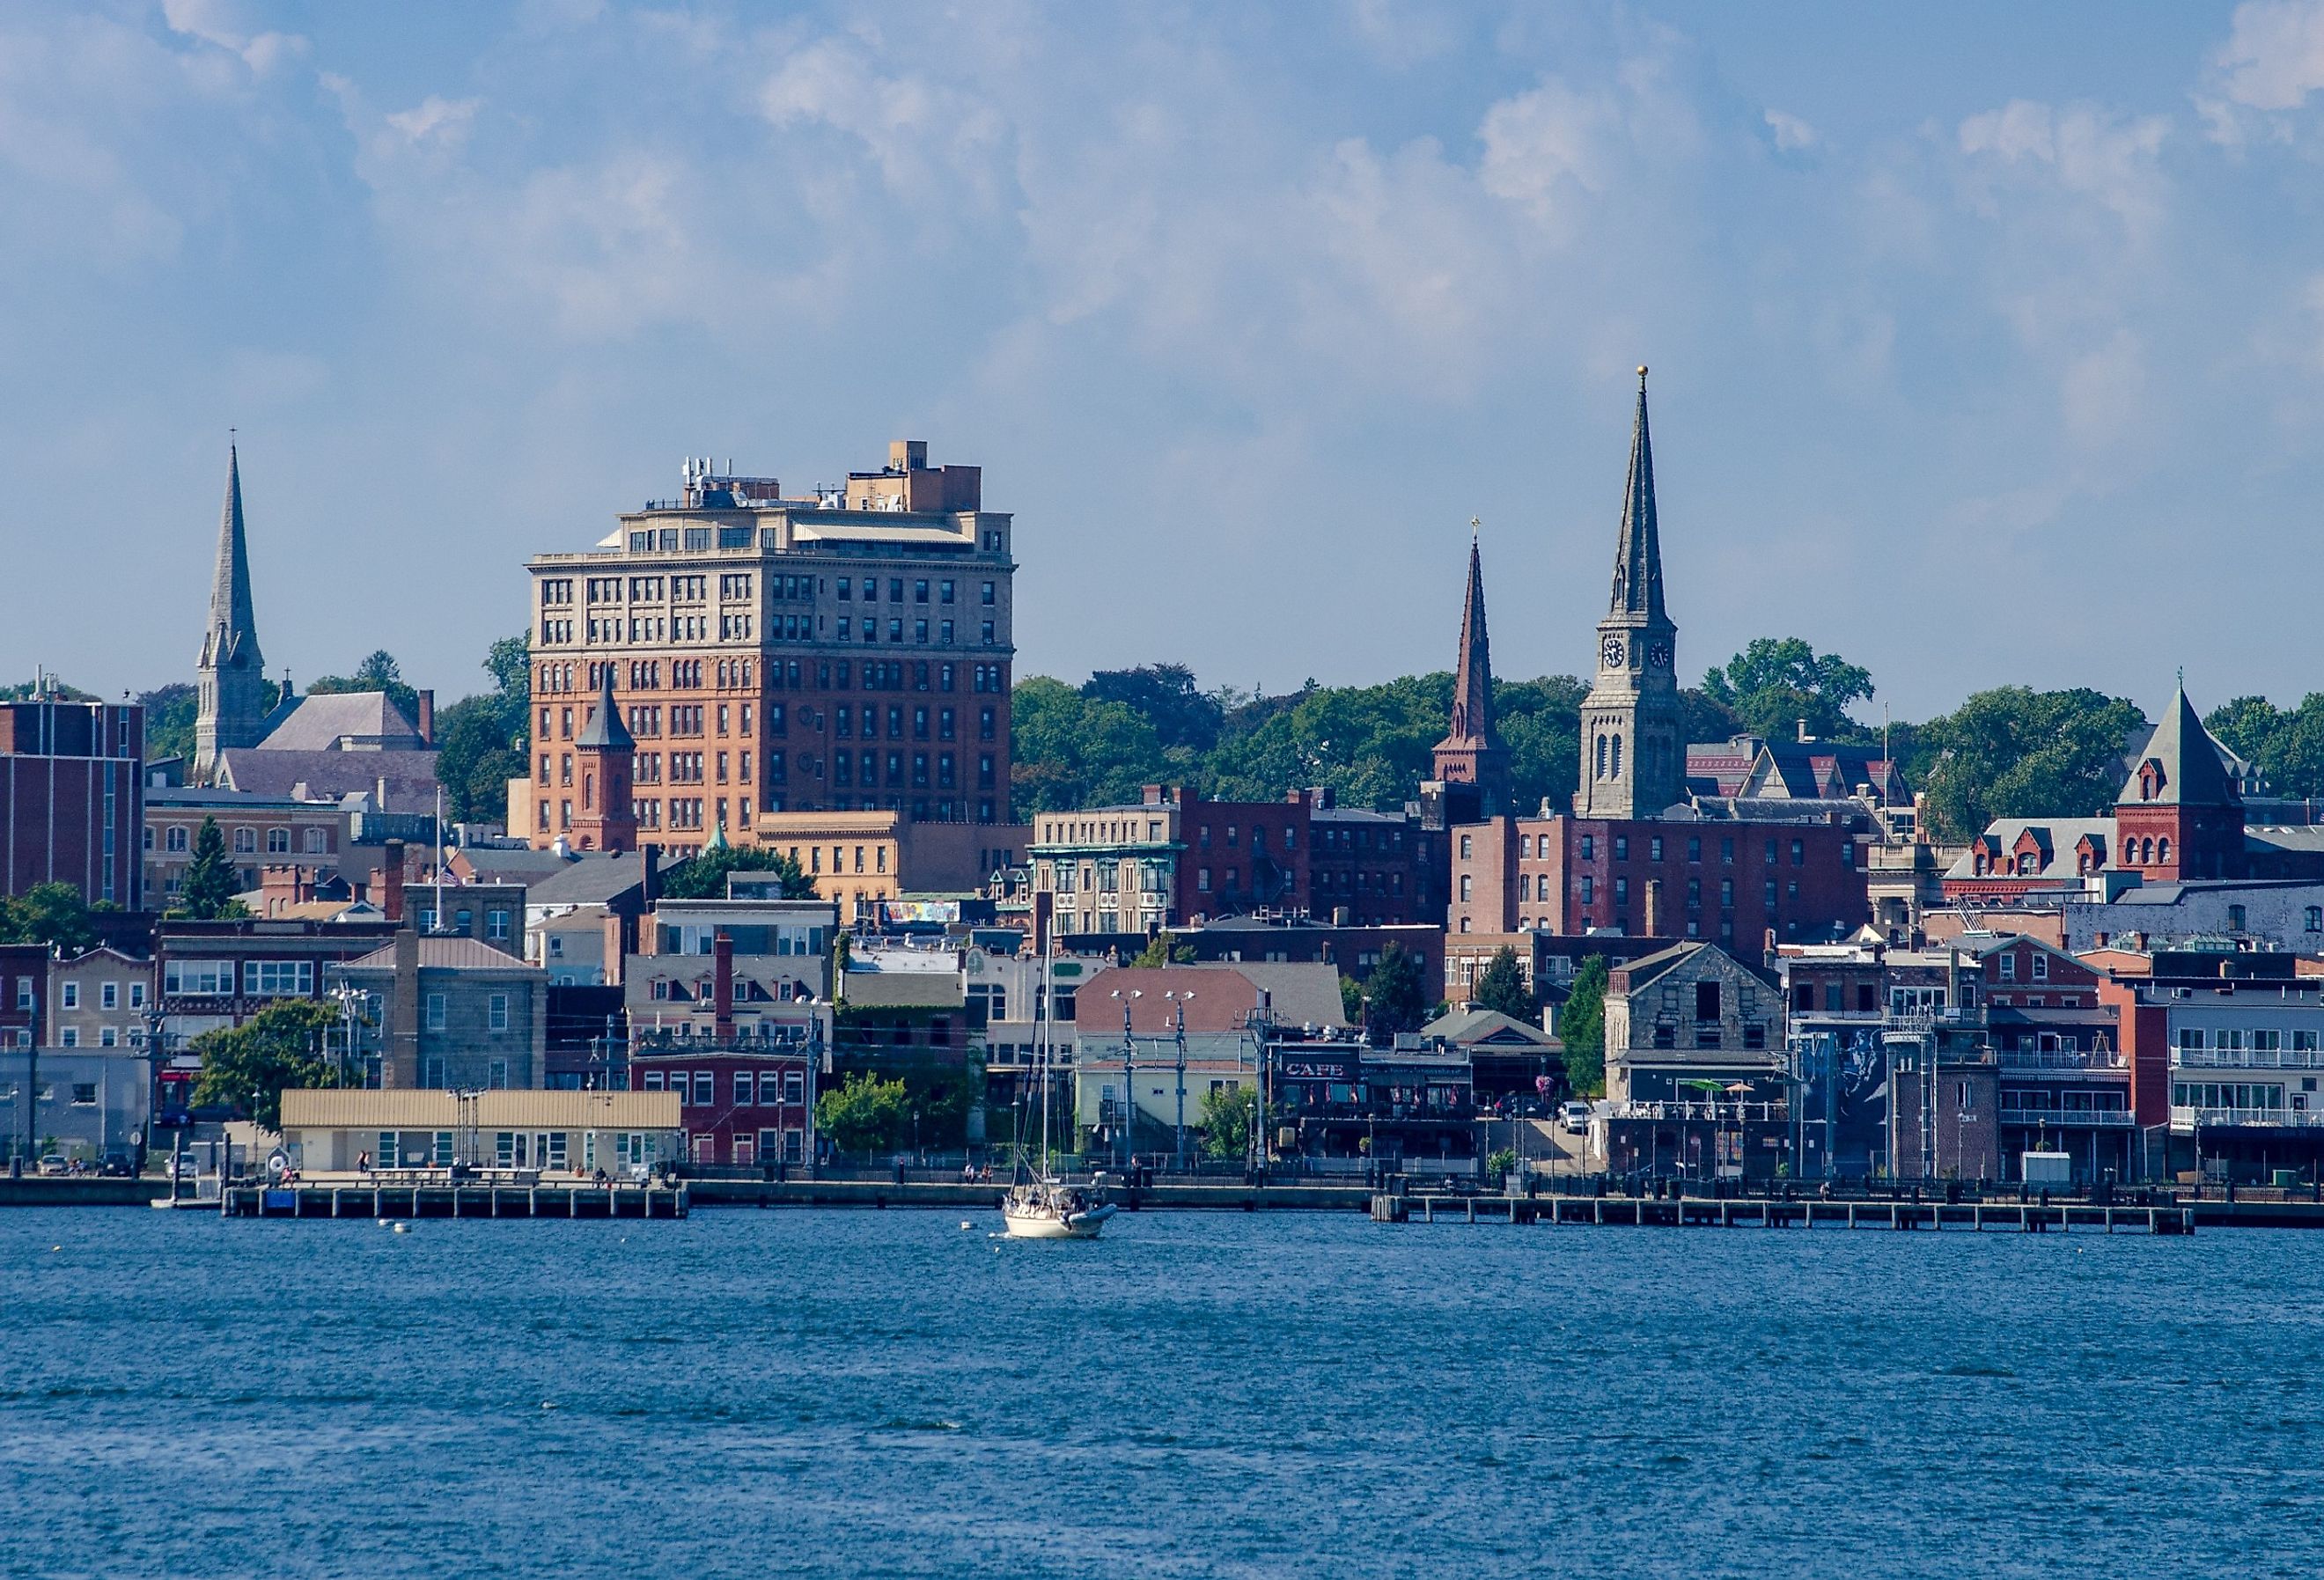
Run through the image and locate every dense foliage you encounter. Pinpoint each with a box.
[1196,1084,1259,1160]
[431,636,532,823]
[1908,687,2146,841]
[190,999,346,1131]
[1701,637,1875,744]
[659,844,817,900]
[814,1071,910,1154]
[1558,958,1608,1099]
[0,883,107,952]
[1360,942,1429,1046]
[174,815,246,920]
[1469,947,1534,1019]
[2205,694,2324,802]
[308,650,422,717]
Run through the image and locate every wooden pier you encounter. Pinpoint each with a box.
[214,1182,688,1221]
[1371,1193,2194,1235]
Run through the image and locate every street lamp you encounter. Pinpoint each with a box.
[1163,990,1193,1173]
[1111,987,1142,1172]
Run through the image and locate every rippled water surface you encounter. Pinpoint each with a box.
[4,1205,2322,1577]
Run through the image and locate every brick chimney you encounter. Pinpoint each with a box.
[380,838,406,923]
[386,924,421,1089]
[1644,878,1662,939]
[415,689,435,746]
[712,930,735,1040]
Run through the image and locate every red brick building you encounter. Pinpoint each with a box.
[0,695,143,911]
[629,1037,815,1168]
[1449,814,1865,948]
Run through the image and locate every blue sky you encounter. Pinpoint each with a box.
[4,1,2321,724]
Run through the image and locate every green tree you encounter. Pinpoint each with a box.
[190,999,343,1131]
[0,883,98,953]
[1129,930,1195,967]
[659,844,817,900]
[175,815,246,920]
[1083,664,1223,753]
[431,634,533,824]
[1011,677,1170,813]
[1469,946,1534,1019]
[309,650,420,717]
[1913,687,2146,840]
[1196,1084,1261,1160]
[1362,941,1428,1046]
[1558,957,1608,1098]
[136,682,198,766]
[1498,675,1587,813]
[815,1071,910,1154]
[1339,973,1364,1024]
[2206,694,2324,801]
[1701,638,1875,742]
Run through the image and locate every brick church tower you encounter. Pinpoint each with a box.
[570,665,638,854]
[2114,684,2244,882]
[1430,525,1511,823]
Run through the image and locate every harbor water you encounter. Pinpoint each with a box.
[4,1206,2320,1577]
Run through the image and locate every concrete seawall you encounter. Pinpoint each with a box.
[0,1179,166,1208]
[687,1179,1374,1212]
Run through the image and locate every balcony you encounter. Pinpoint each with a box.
[2173,1048,2324,1072]
[1997,1048,2127,1072]
[1998,1106,2132,1128]
[2172,1105,2324,1129]
[1608,1100,1790,1124]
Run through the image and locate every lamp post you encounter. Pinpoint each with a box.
[1164,990,1193,1173]
[1110,987,1142,1173]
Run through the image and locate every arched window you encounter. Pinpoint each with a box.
[2157,838,2171,866]
[2140,838,2153,863]
[1595,735,1607,780]
[1611,735,1623,778]
[2123,837,2136,865]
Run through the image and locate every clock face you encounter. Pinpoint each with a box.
[1601,636,1625,668]
[1647,642,1671,669]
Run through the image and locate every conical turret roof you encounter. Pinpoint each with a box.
[575,666,634,750]
[1610,367,1666,621]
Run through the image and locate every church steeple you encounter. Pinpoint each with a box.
[1576,368,1683,823]
[1431,521,1509,819]
[193,443,268,784]
[1610,366,1665,621]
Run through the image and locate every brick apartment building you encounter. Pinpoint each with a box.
[0,694,143,911]
[515,442,1016,853]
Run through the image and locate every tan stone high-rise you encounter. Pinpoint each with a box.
[515,442,1016,855]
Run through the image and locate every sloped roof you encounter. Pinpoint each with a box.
[213,748,441,806]
[525,850,651,908]
[1423,1007,1556,1048]
[2119,687,2237,809]
[341,935,540,972]
[1946,818,2115,883]
[258,691,423,753]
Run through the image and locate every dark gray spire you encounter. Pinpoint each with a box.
[576,664,635,750]
[202,445,261,671]
[1610,366,1665,621]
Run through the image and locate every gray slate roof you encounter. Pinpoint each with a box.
[524,850,651,908]
[258,691,423,752]
[213,748,442,807]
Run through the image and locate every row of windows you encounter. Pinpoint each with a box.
[56,981,145,1011]
[150,824,327,856]
[835,616,996,646]
[2176,1028,2324,1053]
[1466,830,1839,869]
[640,1069,805,1107]
[161,960,315,997]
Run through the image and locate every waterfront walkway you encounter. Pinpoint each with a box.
[1373,1192,2195,1234]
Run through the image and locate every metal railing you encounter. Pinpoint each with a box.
[1998,1106,2133,1128]
[2174,1048,2324,1071]
[1607,1100,1789,1123]
[1997,1048,2127,1071]
[2171,1105,2324,1128]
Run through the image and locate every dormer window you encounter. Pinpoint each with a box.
[2137,759,2165,801]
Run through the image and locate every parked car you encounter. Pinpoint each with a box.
[98,1153,134,1178]
[35,1154,68,1176]
[166,1154,200,1179]
[1559,1101,1593,1135]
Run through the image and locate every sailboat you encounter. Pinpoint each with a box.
[1001,937,1117,1239]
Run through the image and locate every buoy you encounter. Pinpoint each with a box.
[960,1220,973,1230]
[50,1246,61,1253]
[377,1217,390,1227]
[391,1223,411,1235]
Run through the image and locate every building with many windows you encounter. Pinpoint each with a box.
[0,693,143,911]
[327,932,550,1091]
[143,786,342,903]
[516,442,1016,853]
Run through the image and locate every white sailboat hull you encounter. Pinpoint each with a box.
[1001,1197,1116,1239]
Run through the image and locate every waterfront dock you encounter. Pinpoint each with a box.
[685,1178,1372,1212]
[210,1181,688,1220]
[1372,1193,2196,1234]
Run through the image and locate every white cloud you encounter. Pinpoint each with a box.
[1956,99,2171,240]
[384,96,480,150]
[759,38,1010,209]
[1764,108,1817,152]
[2059,327,2147,445]
[2212,0,2324,110]
[159,0,305,77]
[1476,78,1618,224]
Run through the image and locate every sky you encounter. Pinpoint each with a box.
[4,1,2323,725]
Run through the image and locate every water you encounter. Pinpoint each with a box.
[3,1207,2320,1578]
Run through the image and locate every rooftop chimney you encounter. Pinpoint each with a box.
[380,839,406,924]
[1644,878,1662,939]
[713,930,735,1040]
[416,689,435,747]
